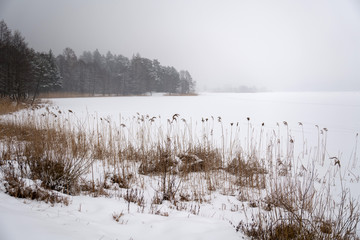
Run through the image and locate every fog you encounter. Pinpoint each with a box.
[1,0,360,92]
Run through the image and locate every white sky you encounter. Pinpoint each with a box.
[1,0,360,91]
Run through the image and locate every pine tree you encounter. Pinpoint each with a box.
[0,20,12,97]
[31,50,61,104]
[7,30,33,100]
[179,70,196,94]
[59,47,78,92]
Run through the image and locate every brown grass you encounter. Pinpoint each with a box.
[0,98,29,115]
[163,93,198,96]
[227,154,267,189]
[0,119,92,195]
[3,165,69,205]
[37,92,93,98]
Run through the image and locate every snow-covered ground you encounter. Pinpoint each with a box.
[0,190,242,240]
[1,92,360,239]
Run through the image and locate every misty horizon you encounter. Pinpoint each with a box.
[1,0,360,92]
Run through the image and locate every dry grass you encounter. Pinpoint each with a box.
[0,98,29,115]
[237,156,360,240]
[112,211,125,222]
[0,117,93,196]
[163,93,198,96]
[227,153,267,189]
[38,92,93,98]
[0,100,359,239]
[3,163,70,205]
[110,172,133,189]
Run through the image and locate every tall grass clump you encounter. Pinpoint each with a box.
[0,109,93,197]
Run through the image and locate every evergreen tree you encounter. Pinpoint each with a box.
[78,50,94,94]
[163,66,180,94]
[92,49,105,95]
[179,70,196,94]
[59,47,78,92]
[31,50,61,103]
[0,20,12,97]
[152,59,162,92]
[7,30,33,100]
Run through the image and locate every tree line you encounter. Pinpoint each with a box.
[0,20,195,101]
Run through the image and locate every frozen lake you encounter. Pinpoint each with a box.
[50,91,360,165]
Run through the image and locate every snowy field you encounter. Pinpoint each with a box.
[1,92,360,240]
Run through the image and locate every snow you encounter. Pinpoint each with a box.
[0,188,243,240]
[1,91,360,239]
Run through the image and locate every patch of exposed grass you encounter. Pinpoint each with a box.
[37,92,92,98]
[0,98,28,115]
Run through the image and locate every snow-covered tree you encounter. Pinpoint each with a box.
[31,50,61,103]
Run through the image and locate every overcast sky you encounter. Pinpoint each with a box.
[1,0,360,91]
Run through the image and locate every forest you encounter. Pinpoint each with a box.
[0,20,196,101]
